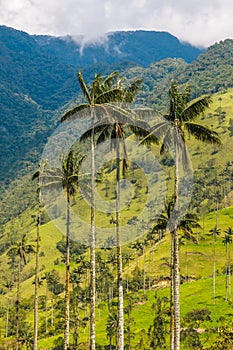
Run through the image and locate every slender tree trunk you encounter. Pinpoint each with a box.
[33,191,41,350]
[173,228,180,350]
[90,106,96,350]
[116,136,124,350]
[5,300,9,338]
[16,258,21,350]
[225,243,228,301]
[229,247,231,301]
[213,239,216,305]
[143,244,146,294]
[64,194,70,350]
[173,130,180,350]
[226,243,232,301]
[51,292,54,327]
[170,233,174,350]
[45,283,48,333]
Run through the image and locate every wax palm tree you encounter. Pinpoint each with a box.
[61,71,125,350]
[209,226,221,305]
[123,251,134,293]
[62,70,146,349]
[40,150,85,350]
[79,76,150,349]
[32,161,47,350]
[7,235,35,350]
[4,280,14,339]
[145,80,221,350]
[223,227,233,301]
[151,196,201,349]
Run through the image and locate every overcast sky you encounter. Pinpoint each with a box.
[0,0,233,47]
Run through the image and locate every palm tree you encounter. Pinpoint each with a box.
[146,80,221,350]
[61,70,125,350]
[7,235,35,350]
[62,70,146,348]
[4,280,13,339]
[123,251,134,293]
[151,196,201,349]
[32,161,47,350]
[209,226,221,304]
[41,151,85,350]
[79,76,151,349]
[223,227,233,301]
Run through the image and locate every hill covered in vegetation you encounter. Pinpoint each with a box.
[1,26,233,349]
[1,26,233,190]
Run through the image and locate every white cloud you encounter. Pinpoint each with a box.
[0,0,233,47]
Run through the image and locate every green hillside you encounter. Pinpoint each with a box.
[1,204,233,348]
[0,86,233,348]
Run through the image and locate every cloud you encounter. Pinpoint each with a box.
[0,0,233,47]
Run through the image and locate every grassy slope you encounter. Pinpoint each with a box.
[0,88,233,348]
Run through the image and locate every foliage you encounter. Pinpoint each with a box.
[148,294,169,349]
[207,324,233,350]
[56,239,87,261]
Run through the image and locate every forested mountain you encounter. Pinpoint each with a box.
[1,25,233,197]
[1,26,233,349]
[33,30,203,67]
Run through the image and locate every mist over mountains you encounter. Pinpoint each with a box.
[33,29,204,67]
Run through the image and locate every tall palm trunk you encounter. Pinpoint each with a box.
[16,258,21,350]
[170,233,174,350]
[116,136,124,350]
[213,239,216,305]
[64,193,70,350]
[33,189,41,350]
[173,228,180,350]
[90,106,96,350]
[173,129,180,350]
[226,242,231,301]
[5,300,9,338]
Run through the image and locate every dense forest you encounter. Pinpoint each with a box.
[1,27,233,350]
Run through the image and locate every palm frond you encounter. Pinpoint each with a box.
[181,95,212,122]
[128,122,156,142]
[96,88,123,104]
[96,125,112,145]
[184,122,221,145]
[140,120,168,146]
[181,84,191,104]
[79,119,112,143]
[61,104,88,122]
[102,71,120,89]
[123,78,143,103]
[160,129,174,155]
[77,70,91,104]
[90,73,102,101]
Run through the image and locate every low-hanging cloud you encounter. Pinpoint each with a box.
[0,0,233,47]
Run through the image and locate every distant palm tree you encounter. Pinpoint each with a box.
[7,235,34,350]
[61,70,125,350]
[146,80,221,350]
[209,226,221,305]
[123,251,134,293]
[4,280,13,339]
[223,227,233,301]
[41,151,85,350]
[152,196,201,348]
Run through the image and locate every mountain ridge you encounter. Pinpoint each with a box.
[33,29,204,67]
